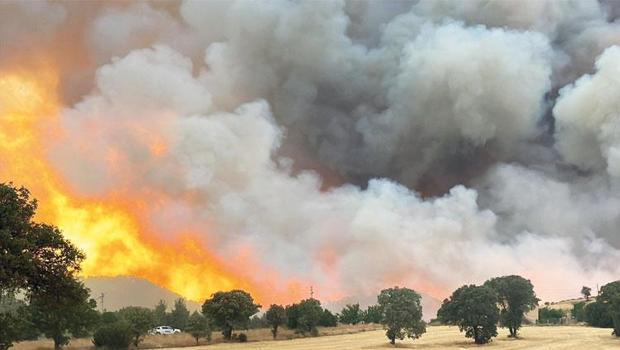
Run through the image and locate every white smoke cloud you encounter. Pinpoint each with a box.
[554,46,620,177]
[2,0,620,308]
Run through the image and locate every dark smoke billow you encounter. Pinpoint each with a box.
[3,0,620,306]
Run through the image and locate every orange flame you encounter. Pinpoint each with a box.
[0,63,303,305]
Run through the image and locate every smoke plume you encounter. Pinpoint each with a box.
[2,0,620,310]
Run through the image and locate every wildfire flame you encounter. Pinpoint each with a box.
[0,63,304,305]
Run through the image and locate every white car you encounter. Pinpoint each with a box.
[151,326,181,335]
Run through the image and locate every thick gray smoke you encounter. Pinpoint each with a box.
[2,0,620,309]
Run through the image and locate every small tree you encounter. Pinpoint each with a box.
[319,309,338,327]
[153,300,167,326]
[581,286,592,301]
[29,277,98,350]
[573,302,586,322]
[484,275,538,338]
[265,305,286,339]
[295,299,323,336]
[597,281,620,336]
[363,305,383,324]
[285,303,300,329]
[169,299,190,330]
[202,290,260,340]
[377,287,426,345]
[340,303,362,325]
[118,307,154,346]
[438,285,499,345]
[186,311,211,345]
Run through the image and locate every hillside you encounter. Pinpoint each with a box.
[83,276,202,312]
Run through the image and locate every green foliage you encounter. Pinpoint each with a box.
[362,305,383,324]
[169,299,190,330]
[319,309,337,327]
[202,290,260,340]
[537,307,565,324]
[597,281,620,336]
[99,312,118,325]
[581,286,592,301]
[152,300,167,326]
[265,304,286,339]
[117,307,154,346]
[186,311,211,345]
[377,287,426,345]
[0,183,84,350]
[572,302,586,322]
[92,321,133,350]
[29,277,98,349]
[585,301,614,328]
[339,304,362,325]
[484,275,538,338]
[438,285,499,345]
[294,299,323,335]
[285,303,300,329]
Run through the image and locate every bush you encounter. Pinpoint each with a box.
[93,321,133,349]
[319,309,338,327]
[238,333,247,342]
[537,307,565,324]
[572,302,586,322]
[585,301,614,328]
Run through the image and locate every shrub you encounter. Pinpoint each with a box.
[238,333,247,342]
[319,309,338,327]
[585,301,613,328]
[93,321,133,349]
[572,302,586,322]
[537,307,565,324]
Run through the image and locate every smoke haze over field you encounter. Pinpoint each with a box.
[2,0,620,310]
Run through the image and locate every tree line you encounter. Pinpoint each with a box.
[2,182,620,348]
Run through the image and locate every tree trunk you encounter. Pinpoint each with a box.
[272,325,278,339]
[223,326,233,340]
[53,336,62,350]
[390,336,395,345]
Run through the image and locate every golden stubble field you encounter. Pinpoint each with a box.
[176,326,619,350]
[14,326,620,350]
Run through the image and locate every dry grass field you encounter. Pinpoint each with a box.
[13,325,620,350]
[173,326,620,350]
[12,324,382,350]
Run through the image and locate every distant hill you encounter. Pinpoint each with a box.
[83,276,442,319]
[83,276,202,312]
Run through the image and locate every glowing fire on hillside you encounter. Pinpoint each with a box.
[0,65,307,305]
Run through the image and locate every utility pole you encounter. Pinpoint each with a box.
[310,286,314,300]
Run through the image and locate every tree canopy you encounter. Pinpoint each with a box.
[202,290,260,340]
[377,287,426,345]
[117,306,154,346]
[438,285,499,344]
[186,311,211,345]
[265,304,286,339]
[0,183,88,350]
[597,281,620,336]
[339,303,362,325]
[484,275,538,337]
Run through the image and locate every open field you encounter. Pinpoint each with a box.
[13,326,619,350]
[12,324,382,350]
[172,326,619,350]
